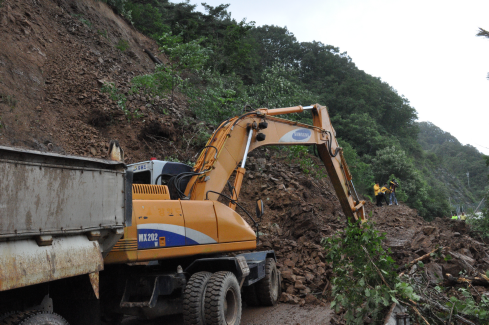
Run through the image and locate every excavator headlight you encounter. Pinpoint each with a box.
[258,121,268,129]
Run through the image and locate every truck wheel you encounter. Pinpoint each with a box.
[242,284,260,307]
[0,311,69,325]
[204,271,241,325]
[256,258,280,306]
[183,271,213,325]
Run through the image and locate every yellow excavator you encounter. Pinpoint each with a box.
[101,104,366,325]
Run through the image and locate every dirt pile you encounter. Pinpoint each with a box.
[372,205,489,280]
[237,154,489,307]
[237,154,348,305]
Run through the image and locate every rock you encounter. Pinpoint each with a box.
[281,270,296,282]
[449,251,476,266]
[425,263,443,283]
[279,292,292,303]
[305,294,320,305]
[459,248,473,259]
[423,226,436,235]
[256,158,266,170]
[286,285,295,294]
[294,280,306,290]
[411,232,432,250]
[454,232,461,237]
[284,259,295,268]
[305,272,315,283]
[442,263,463,277]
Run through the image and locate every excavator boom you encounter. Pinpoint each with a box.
[186,104,366,222]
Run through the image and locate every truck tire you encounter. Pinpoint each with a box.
[183,271,213,325]
[204,271,241,325]
[256,258,280,306]
[242,284,260,307]
[0,311,69,325]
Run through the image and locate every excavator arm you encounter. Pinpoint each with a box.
[185,104,366,222]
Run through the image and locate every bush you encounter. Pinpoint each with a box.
[324,220,418,324]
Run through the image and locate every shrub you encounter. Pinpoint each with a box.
[324,220,418,324]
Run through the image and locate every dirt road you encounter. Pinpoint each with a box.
[122,303,333,325]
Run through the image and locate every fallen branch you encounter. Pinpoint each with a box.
[445,274,489,287]
[480,272,489,282]
[397,247,443,273]
[422,298,477,325]
[143,49,163,65]
[383,302,397,324]
[321,278,330,296]
[411,305,430,325]
[361,245,391,289]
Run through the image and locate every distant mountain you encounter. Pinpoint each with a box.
[417,121,487,210]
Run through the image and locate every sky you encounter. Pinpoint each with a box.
[185,0,489,154]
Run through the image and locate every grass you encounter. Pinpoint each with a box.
[116,39,129,52]
[97,29,108,39]
[0,94,17,109]
[80,18,92,28]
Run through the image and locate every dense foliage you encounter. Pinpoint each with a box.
[325,221,418,324]
[102,0,486,218]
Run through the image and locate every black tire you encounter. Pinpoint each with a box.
[256,258,280,306]
[242,284,260,307]
[0,311,69,325]
[204,271,242,325]
[183,271,213,325]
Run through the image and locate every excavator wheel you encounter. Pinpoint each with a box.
[0,310,69,325]
[183,271,213,325]
[242,284,260,307]
[204,271,241,325]
[256,258,281,306]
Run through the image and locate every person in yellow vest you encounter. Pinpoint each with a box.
[451,215,459,220]
[374,182,382,207]
[460,212,466,221]
[389,179,399,205]
[380,183,390,206]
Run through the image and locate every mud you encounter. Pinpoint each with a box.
[122,303,333,325]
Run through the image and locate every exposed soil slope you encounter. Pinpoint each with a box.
[0,0,202,163]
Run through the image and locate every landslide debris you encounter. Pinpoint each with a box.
[237,154,489,307]
[1,0,487,315]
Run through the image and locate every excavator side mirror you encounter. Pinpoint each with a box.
[256,199,265,219]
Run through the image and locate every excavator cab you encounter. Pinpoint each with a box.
[130,160,193,199]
